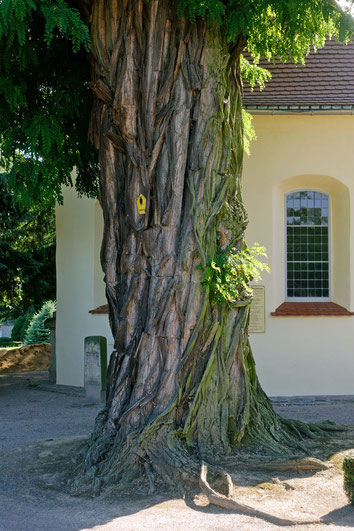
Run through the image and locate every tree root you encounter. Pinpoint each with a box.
[231,456,332,472]
[199,463,320,527]
[143,461,156,495]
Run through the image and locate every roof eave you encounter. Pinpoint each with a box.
[243,104,354,115]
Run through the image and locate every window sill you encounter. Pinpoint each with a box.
[271,302,354,316]
[90,302,354,317]
[89,304,109,315]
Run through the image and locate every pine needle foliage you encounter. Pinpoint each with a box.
[0,173,56,315]
[0,0,98,209]
[240,56,271,91]
[23,300,55,345]
[10,314,26,341]
[0,1,353,207]
[176,1,354,58]
[20,307,35,341]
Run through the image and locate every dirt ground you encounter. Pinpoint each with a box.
[0,371,353,531]
[0,343,51,373]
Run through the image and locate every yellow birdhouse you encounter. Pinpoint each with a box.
[136,194,146,215]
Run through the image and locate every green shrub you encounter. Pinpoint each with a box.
[24,301,56,346]
[20,307,35,342]
[0,337,20,347]
[343,455,354,505]
[11,315,26,341]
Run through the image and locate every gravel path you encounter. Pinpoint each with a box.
[0,372,101,451]
[0,371,353,531]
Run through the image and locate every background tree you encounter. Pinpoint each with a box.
[23,300,56,345]
[0,172,56,317]
[0,0,353,496]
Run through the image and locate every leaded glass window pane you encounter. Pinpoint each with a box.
[286,191,329,298]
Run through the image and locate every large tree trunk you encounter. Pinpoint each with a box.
[71,0,328,495]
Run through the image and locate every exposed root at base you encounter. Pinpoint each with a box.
[199,463,320,527]
[143,461,156,495]
[223,456,332,472]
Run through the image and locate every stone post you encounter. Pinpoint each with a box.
[84,336,107,402]
[44,311,56,383]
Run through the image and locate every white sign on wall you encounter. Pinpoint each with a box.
[249,286,265,334]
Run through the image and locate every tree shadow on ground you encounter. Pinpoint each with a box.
[320,505,354,527]
[184,497,354,527]
[4,428,352,530]
[1,372,353,530]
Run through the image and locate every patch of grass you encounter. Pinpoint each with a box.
[0,338,21,348]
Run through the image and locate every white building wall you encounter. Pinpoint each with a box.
[56,114,354,395]
[56,185,113,387]
[243,113,354,396]
[0,323,14,338]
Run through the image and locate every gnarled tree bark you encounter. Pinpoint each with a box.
[70,0,336,496]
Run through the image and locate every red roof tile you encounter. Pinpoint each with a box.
[243,41,354,108]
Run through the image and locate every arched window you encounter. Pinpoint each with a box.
[286,191,330,300]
